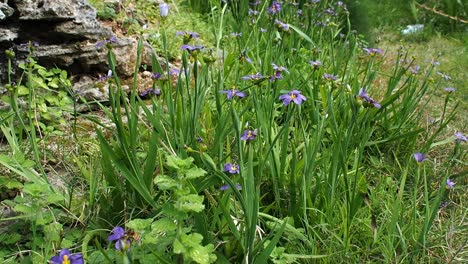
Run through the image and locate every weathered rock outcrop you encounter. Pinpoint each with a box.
[0,0,154,94]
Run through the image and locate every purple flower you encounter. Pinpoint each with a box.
[241,73,265,81]
[413,152,426,163]
[260,28,267,33]
[140,88,161,97]
[159,3,170,17]
[279,90,307,106]
[439,201,449,209]
[220,183,242,191]
[446,178,455,189]
[241,129,258,141]
[220,88,246,99]
[108,226,131,251]
[324,8,336,16]
[436,72,451,80]
[271,64,289,80]
[455,132,467,143]
[268,1,281,14]
[430,59,440,66]
[50,249,84,264]
[248,9,260,16]
[363,48,383,56]
[169,68,180,76]
[181,44,205,52]
[151,72,163,79]
[323,73,338,81]
[181,45,205,57]
[176,31,199,39]
[99,70,113,81]
[176,31,199,44]
[96,36,117,49]
[443,87,455,93]
[275,19,289,31]
[312,0,320,3]
[230,32,242,37]
[410,65,420,75]
[356,88,381,109]
[310,60,322,69]
[223,163,240,174]
[337,1,348,11]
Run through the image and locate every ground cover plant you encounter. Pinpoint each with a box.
[0,0,466,263]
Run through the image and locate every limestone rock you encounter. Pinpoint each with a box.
[0,2,14,21]
[0,26,19,42]
[0,0,158,85]
[15,0,76,21]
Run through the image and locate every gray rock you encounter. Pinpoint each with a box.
[0,2,14,21]
[72,75,130,104]
[0,26,19,42]
[1,0,158,84]
[72,75,109,102]
[54,1,112,41]
[15,0,76,21]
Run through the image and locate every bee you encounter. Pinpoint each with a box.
[238,50,252,64]
[126,230,141,243]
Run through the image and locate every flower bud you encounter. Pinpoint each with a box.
[159,3,169,17]
[5,49,15,59]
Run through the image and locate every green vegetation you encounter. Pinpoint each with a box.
[0,0,466,263]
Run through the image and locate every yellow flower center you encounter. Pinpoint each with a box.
[290,94,296,99]
[231,166,237,171]
[63,255,71,264]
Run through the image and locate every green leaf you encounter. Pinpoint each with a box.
[181,233,203,247]
[189,244,215,264]
[44,222,63,242]
[173,237,186,254]
[174,194,205,213]
[45,193,64,204]
[167,155,195,170]
[5,179,23,189]
[162,203,187,220]
[37,68,52,78]
[126,218,153,231]
[177,233,217,264]
[0,233,21,244]
[32,77,48,89]
[151,218,177,233]
[60,70,68,79]
[22,182,49,197]
[154,174,178,190]
[13,204,34,214]
[17,85,29,96]
[184,167,206,179]
[288,24,316,47]
[60,238,74,249]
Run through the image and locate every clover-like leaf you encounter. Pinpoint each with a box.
[154,174,178,190]
[151,218,177,234]
[126,218,153,232]
[174,194,205,213]
[183,167,206,180]
[167,155,195,170]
